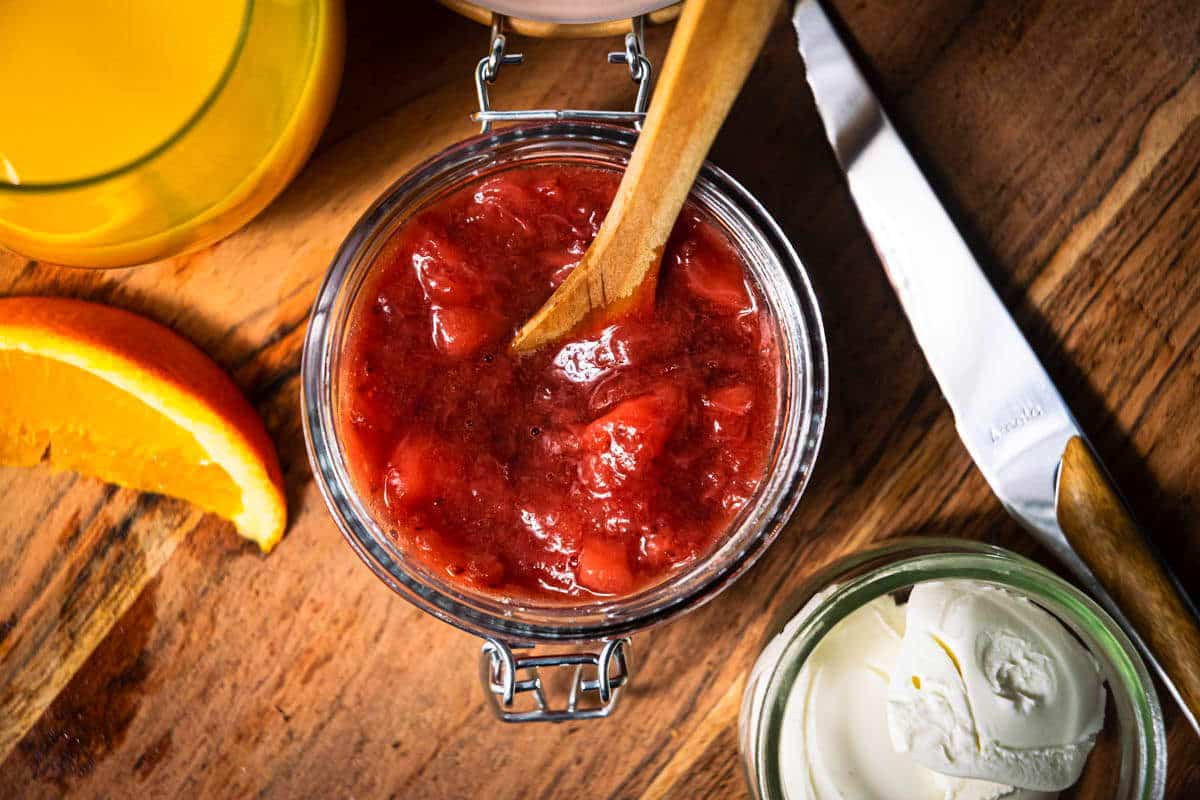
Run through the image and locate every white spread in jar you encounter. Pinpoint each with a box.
[775,581,1104,800]
[887,581,1106,791]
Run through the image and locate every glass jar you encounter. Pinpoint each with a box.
[0,0,343,269]
[302,121,828,721]
[740,538,1166,800]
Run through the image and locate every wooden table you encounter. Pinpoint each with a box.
[2,1,1199,796]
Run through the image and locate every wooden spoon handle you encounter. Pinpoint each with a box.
[512,0,780,352]
[608,0,781,258]
[1057,436,1200,727]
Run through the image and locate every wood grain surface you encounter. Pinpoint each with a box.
[1,1,1199,796]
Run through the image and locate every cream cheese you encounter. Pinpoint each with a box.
[778,594,1051,800]
[886,581,1106,791]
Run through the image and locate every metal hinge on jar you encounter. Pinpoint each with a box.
[480,637,632,722]
[472,14,653,133]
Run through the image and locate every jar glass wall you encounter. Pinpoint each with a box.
[739,538,1166,800]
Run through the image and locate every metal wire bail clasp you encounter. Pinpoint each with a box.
[480,638,632,722]
[472,15,653,133]
[475,15,524,98]
[609,20,653,118]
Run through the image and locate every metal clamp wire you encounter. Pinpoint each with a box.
[473,13,653,133]
[480,637,633,722]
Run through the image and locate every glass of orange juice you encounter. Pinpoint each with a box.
[0,0,344,268]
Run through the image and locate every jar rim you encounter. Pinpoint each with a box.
[743,538,1166,800]
[301,121,829,642]
[447,0,677,26]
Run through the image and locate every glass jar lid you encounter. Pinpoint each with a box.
[449,0,676,25]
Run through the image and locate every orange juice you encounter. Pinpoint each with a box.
[0,1,246,185]
[0,0,343,268]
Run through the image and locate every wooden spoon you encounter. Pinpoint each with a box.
[511,0,781,353]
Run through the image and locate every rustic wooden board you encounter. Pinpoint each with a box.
[1,1,1198,796]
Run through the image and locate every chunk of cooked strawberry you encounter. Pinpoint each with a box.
[410,230,485,305]
[431,306,504,357]
[517,497,585,564]
[470,174,534,234]
[383,435,435,510]
[408,529,506,588]
[704,384,754,415]
[552,324,636,386]
[577,536,635,595]
[463,552,506,587]
[702,384,755,441]
[672,227,753,315]
[474,173,533,207]
[578,386,683,495]
[382,432,462,511]
[538,248,581,289]
[637,523,692,570]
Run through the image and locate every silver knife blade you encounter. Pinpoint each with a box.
[793,0,1198,733]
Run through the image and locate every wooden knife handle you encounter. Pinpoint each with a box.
[1057,435,1200,722]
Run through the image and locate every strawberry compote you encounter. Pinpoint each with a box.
[338,164,779,601]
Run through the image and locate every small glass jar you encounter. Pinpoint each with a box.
[739,538,1166,800]
[302,121,828,721]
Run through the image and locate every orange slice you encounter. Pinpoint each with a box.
[0,296,286,551]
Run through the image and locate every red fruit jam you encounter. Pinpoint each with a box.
[338,164,780,601]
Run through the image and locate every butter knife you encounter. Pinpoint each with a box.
[793,0,1200,733]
